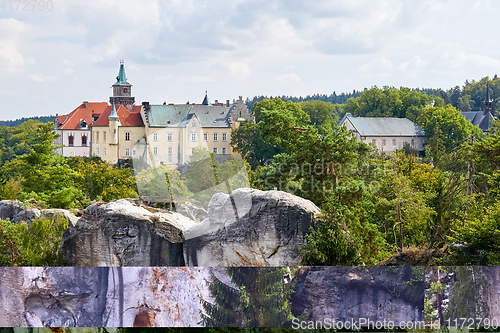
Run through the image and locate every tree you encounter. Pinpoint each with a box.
[231,122,282,170]
[2,122,87,208]
[298,100,339,134]
[342,86,438,122]
[417,104,483,159]
[134,164,190,201]
[200,267,295,327]
[0,215,68,266]
[300,208,359,265]
[68,157,139,202]
[256,98,390,264]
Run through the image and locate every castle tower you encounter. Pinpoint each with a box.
[484,81,493,115]
[110,60,135,112]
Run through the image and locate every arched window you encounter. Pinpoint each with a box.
[68,135,74,147]
[81,135,87,146]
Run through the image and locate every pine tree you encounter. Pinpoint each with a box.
[200,267,295,327]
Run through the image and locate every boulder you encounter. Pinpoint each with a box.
[291,266,425,324]
[183,188,320,266]
[0,200,23,221]
[60,199,196,266]
[12,208,41,226]
[42,209,79,227]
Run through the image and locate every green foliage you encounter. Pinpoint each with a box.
[375,154,436,249]
[417,104,482,162]
[447,194,500,265]
[200,268,295,327]
[185,148,249,206]
[231,121,283,170]
[0,119,43,165]
[301,210,359,265]
[255,98,390,264]
[68,157,139,202]
[2,122,87,208]
[0,215,68,266]
[343,86,439,122]
[298,100,340,134]
[135,164,190,200]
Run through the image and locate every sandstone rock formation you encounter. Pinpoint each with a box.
[183,188,321,266]
[60,199,196,266]
[291,266,425,324]
[0,267,218,327]
[0,200,79,227]
[0,266,435,328]
[0,200,23,221]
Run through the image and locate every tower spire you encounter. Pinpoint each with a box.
[484,79,493,115]
[202,90,209,105]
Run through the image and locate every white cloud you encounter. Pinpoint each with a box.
[358,58,394,77]
[30,74,58,82]
[275,73,301,82]
[0,19,34,74]
[397,57,428,78]
[227,62,251,77]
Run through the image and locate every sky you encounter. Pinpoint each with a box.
[1,0,499,120]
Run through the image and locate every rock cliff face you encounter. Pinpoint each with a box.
[0,267,218,327]
[291,266,425,324]
[183,188,321,266]
[0,266,430,327]
[60,200,196,266]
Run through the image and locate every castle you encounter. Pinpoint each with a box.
[54,61,254,167]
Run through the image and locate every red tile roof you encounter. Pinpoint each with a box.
[92,104,144,127]
[58,102,108,130]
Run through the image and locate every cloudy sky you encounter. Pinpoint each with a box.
[0,0,499,120]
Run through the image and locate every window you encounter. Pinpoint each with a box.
[68,135,74,147]
[222,133,227,141]
[411,139,415,146]
[125,148,130,156]
[213,133,218,141]
[372,139,376,144]
[222,147,226,154]
[95,132,99,143]
[153,133,158,141]
[191,133,196,141]
[213,148,218,154]
[154,147,158,155]
[382,139,386,146]
[192,121,196,127]
[103,148,106,156]
[392,139,396,146]
[422,139,425,146]
[203,133,208,141]
[125,132,130,141]
[167,133,172,142]
[96,148,99,156]
[103,132,106,143]
[82,135,87,146]
[168,147,172,155]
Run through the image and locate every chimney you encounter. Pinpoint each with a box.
[226,100,229,107]
[84,101,88,108]
[215,100,218,104]
[142,101,150,110]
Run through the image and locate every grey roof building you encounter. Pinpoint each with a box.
[461,82,494,132]
[338,114,426,153]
